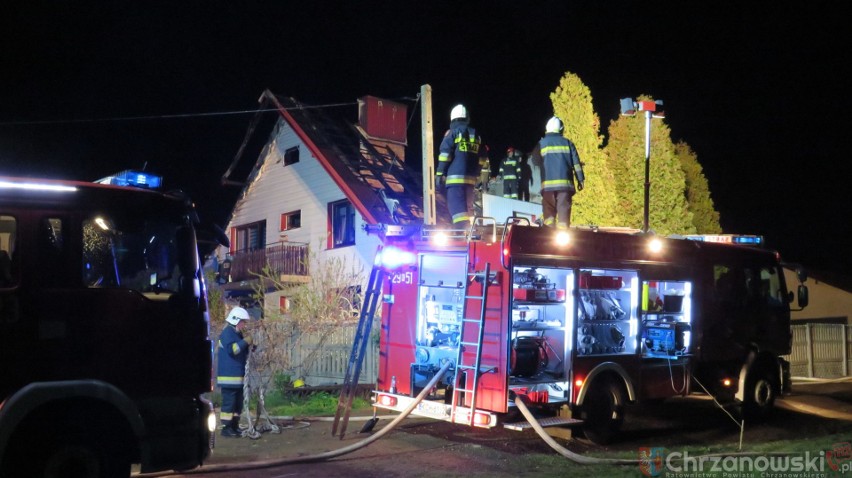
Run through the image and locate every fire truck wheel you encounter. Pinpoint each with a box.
[741,365,778,422]
[579,378,626,445]
[2,404,132,478]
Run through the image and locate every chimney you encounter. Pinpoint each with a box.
[358,96,408,146]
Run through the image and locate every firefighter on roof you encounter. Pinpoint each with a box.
[531,116,585,228]
[435,104,489,227]
[499,147,521,199]
[518,153,533,201]
[217,306,254,437]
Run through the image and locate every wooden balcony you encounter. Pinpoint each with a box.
[230,241,310,283]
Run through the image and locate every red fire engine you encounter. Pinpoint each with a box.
[370,220,808,444]
[0,173,219,476]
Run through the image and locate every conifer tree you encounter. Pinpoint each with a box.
[675,141,722,233]
[549,72,618,226]
[603,96,696,235]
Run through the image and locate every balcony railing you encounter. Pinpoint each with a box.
[230,241,309,282]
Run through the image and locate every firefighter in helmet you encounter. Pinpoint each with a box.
[435,104,490,228]
[499,147,521,199]
[217,306,253,437]
[531,116,585,228]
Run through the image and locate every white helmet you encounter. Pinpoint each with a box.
[546,116,564,134]
[225,306,250,325]
[450,104,468,121]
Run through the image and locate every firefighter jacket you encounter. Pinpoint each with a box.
[499,151,520,181]
[437,120,489,186]
[533,133,585,193]
[217,324,250,388]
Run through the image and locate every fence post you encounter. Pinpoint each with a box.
[805,323,814,378]
[843,324,849,377]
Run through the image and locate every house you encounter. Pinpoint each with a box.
[785,268,852,325]
[215,90,428,304]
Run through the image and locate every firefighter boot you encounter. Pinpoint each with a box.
[221,416,241,438]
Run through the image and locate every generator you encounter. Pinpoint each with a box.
[642,320,691,358]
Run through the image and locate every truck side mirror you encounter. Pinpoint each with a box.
[797,284,809,308]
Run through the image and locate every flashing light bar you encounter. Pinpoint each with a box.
[685,234,763,246]
[95,170,162,189]
[379,246,416,270]
[0,180,77,192]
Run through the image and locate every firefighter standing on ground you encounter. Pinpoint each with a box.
[217,306,254,437]
[531,116,585,228]
[499,147,521,199]
[435,104,489,227]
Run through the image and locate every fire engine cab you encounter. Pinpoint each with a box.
[370,220,808,444]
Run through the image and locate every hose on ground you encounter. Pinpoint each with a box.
[513,395,637,465]
[134,361,452,477]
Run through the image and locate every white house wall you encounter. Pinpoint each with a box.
[223,118,381,285]
[785,268,852,324]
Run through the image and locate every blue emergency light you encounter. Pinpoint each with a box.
[95,170,162,189]
[684,234,764,246]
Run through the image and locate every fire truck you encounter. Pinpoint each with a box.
[370,220,808,444]
[0,173,219,476]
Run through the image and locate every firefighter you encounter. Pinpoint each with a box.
[435,104,489,228]
[518,153,533,201]
[531,116,585,228]
[499,147,521,199]
[217,306,254,437]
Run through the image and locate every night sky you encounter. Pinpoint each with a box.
[1,1,849,276]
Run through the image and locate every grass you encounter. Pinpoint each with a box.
[262,390,371,417]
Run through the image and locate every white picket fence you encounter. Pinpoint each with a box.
[296,320,380,387]
[785,323,852,378]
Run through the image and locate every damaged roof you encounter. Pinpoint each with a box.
[262,91,426,225]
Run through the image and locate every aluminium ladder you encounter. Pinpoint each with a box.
[450,261,495,425]
[332,246,385,438]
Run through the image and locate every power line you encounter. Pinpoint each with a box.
[0,101,363,127]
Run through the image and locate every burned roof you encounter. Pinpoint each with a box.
[265,92,424,226]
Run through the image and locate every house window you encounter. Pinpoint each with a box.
[280,210,301,231]
[329,200,355,248]
[284,146,299,166]
[234,221,266,252]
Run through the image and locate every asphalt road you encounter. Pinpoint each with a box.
[135,380,852,478]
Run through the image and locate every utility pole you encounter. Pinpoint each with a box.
[619,98,665,233]
[421,84,436,226]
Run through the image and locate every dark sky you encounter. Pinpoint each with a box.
[1,1,849,275]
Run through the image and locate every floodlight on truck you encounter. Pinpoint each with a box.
[554,230,571,246]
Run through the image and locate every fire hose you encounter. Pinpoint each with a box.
[134,361,453,476]
[512,395,637,466]
[136,358,800,476]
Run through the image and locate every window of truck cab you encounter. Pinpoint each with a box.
[0,215,18,288]
[81,212,196,298]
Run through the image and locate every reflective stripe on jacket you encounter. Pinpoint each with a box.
[217,324,250,387]
[437,120,489,185]
[535,133,584,193]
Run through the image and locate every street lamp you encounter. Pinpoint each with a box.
[620,98,665,233]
